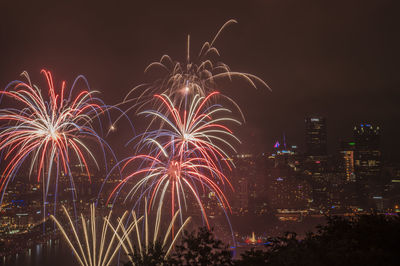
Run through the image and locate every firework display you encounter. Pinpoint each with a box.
[0,70,110,211]
[104,20,268,230]
[0,19,269,264]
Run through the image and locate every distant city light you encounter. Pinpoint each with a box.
[274,141,280,148]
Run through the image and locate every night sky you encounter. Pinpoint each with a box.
[1,0,399,159]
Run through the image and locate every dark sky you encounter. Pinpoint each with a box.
[1,0,400,159]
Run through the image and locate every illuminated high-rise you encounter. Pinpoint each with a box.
[340,141,356,182]
[353,123,382,208]
[353,123,382,181]
[305,116,327,156]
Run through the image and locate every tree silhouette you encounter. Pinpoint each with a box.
[123,241,168,266]
[169,227,233,265]
[247,214,400,266]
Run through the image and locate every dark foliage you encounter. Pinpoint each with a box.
[257,214,400,266]
[234,247,269,266]
[168,227,233,265]
[123,241,168,266]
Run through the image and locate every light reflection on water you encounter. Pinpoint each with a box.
[2,239,76,266]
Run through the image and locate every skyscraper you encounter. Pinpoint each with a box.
[353,123,382,181]
[304,116,329,209]
[353,123,382,209]
[305,116,327,156]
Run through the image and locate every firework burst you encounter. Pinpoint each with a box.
[137,92,241,172]
[108,150,229,229]
[113,19,269,125]
[0,70,111,213]
[134,19,268,98]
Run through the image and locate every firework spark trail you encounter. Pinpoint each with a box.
[0,70,113,217]
[50,204,143,266]
[51,201,190,266]
[114,199,191,264]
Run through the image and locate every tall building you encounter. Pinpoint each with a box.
[339,141,356,182]
[305,116,327,156]
[353,123,382,181]
[353,123,382,208]
[303,116,329,209]
[231,154,253,214]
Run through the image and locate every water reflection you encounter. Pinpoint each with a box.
[3,239,76,266]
